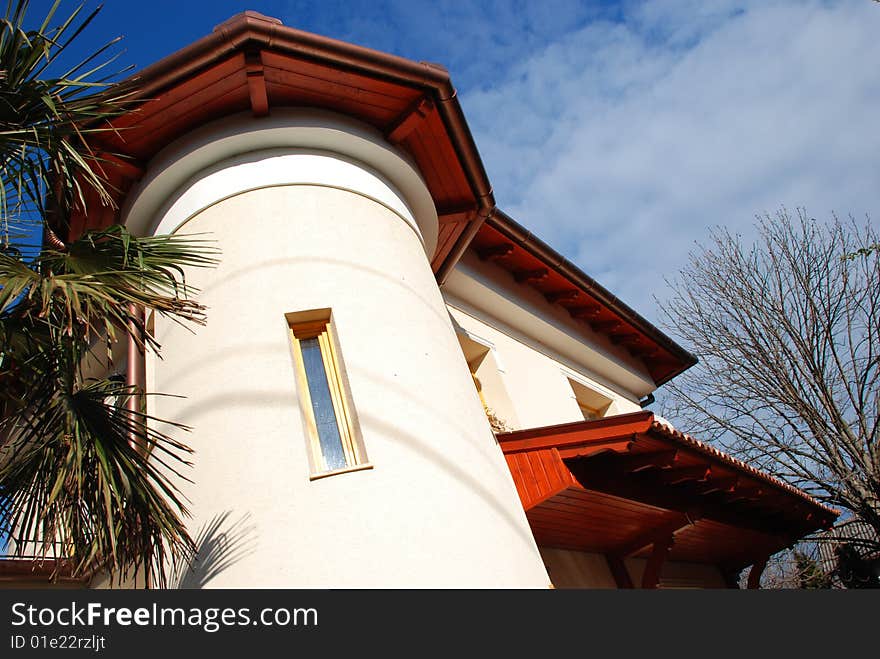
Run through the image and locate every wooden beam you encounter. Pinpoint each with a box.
[555,438,633,459]
[628,345,658,358]
[385,96,433,143]
[605,554,634,589]
[438,205,475,224]
[568,304,602,319]
[747,555,769,589]
[642,534,674,589]
[661,464,711,485]
[545,290,579,304]
[690,476,738,495]
[477,244,514,261]
[514,268,549,284]
[615,449,678,473]
[723,485,765,504]
[613,510,701,558]
[590,319,622,333]
[497,414,654,452]
[567,459,791,538]
[245,50,269,117]
[610,332,640,345]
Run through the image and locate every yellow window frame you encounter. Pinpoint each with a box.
[288,312,366,477]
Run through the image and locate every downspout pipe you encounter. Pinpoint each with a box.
[125,304,146,451]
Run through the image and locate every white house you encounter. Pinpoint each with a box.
[1,11,836,589]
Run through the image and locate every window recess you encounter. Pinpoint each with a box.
[287,310,368,478]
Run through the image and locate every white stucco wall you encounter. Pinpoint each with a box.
[120,113,550,588]
[444,262,645,431]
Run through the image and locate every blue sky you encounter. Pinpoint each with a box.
[26,0,880,323]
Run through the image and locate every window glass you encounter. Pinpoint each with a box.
[299,337,348,471]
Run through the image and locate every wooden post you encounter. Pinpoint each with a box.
[747,556,769,589]
[642,534,674,589]
[605,554,634,589]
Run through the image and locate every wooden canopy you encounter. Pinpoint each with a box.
[499,411,837,586]
[472,211,696,385]
[70,11,493,279]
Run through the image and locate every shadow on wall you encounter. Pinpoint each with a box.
[171,511,257,589]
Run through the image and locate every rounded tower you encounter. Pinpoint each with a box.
[108,67,549,583]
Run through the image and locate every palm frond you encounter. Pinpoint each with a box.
[0,2,219,587]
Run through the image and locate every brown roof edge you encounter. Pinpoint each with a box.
[102,11,495,275]
[498,410,838,521]
[648,417,839,519]
[123,11,451,100]
[486,208,697,385]
[497,410,654,444]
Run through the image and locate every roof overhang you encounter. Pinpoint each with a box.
[470,210,697,386]
[70,11,695,389]
[0,557,88,588]
[70,11,493,277]
[499,411,838,573]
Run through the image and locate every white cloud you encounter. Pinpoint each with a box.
[461,0,880,321]
[279,1,879,326]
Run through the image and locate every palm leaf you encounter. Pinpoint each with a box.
[0,2,218,587]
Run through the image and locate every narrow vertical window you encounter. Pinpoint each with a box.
[288,311,367,477]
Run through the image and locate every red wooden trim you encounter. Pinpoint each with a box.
[691,476,739,495]
[627,345,658,358]
[590,319,622,333]
[245,50,269,117]
[613,510,701,558]
[545,290,579,304]
[0,559,88,586]
[661,464,711,485]
[385,96,433,143]
[506,448,579,511]
[615,449,678,473]
[555,439,634,459]
[437,204,476,225]
[609,332,640,345]
[497,412,654,451]
[514,268,549,284]
[568,304,601,319]
[477,243,514,261]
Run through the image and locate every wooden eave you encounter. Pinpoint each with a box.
[0,558,88,588]
[67,11,699,390]
[470,210,697,386]
[499,411,838,571]
[69,11,493,278]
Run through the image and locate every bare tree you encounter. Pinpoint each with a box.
[659,208,879,559]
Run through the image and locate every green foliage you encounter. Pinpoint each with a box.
[793,550,832,589]
[0,0,135,241]
[0,2,217,586]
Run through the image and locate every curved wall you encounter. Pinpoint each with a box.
[129,113,549,587]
